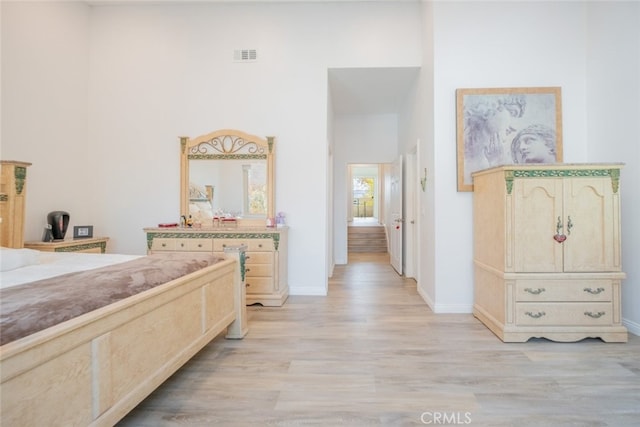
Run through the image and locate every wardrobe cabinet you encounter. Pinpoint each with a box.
[144,227,288,307]
[472,164,627,342]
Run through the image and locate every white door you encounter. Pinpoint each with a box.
[404,151,417,279]
[389,156,403,274]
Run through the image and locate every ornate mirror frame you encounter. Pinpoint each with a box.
[180,129,275,225]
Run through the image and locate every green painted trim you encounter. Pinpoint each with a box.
[55,241,107,253]
[146,231,281,251]
[240,250,246,282]
[511,168,615,179]
[504,168,621,194]
[188,154,267,160]
[610,168,620,194]
[15,166,27,195]
[505,170,514,195]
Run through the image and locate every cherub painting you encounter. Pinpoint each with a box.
[456,87,562,191]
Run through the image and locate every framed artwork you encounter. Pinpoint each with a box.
[73,225,93,239]
[456,87,562,192]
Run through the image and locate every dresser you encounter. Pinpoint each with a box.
[143,227,288,306]
[472,163,627,342]
[24,237,110,254]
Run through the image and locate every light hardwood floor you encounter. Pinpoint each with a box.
[119,253,640,426]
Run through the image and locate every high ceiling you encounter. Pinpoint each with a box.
[328,67,420,115]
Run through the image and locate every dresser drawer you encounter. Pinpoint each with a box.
[175,238,214,252]
[151,238,214,252]
[516,280,612,302]
[244,263,274,277]
[245,277,274,294]
[516,302,613,326]
[245,252,273,265]
[151,238,176,251]
[214,238,274,252]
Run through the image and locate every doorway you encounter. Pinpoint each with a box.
[349,164,380,225]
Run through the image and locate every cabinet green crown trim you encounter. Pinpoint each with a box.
[504,168,621,195]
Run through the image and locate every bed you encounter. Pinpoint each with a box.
[0,160,248,426]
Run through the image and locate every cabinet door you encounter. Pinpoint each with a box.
[563,177,618,272]
[512,178,564,272]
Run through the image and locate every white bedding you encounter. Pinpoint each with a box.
[0,250,141,289]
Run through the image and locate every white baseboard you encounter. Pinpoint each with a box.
[289,285,327,296]
[417,286,473,313]
[417,286,435,312]
[431,303,474,314]
[623,318,640,336]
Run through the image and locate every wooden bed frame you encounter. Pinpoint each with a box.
[0,160,248,426]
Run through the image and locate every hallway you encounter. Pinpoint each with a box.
[119,254,640,426]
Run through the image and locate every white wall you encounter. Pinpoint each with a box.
[410,0,639,332]
[1,2,92,238]
[332,114,399,264]
[585,1,640,334]
[425,1,592,313]
[2,1,421,298]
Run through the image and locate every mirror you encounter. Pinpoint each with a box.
[180,129,275,226]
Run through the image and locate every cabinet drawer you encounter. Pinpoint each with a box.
[245,277,274,294]
[246,252,273,265]
[152,238,213,252]
[516,302,613,326]
[151,238,176,251]
[516,280,612,302]
[244,264,274,277]
[175,238,213,252]
[214,238,274,252]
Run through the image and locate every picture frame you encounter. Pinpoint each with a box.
[73,225,93,239]
[456,87,562,192]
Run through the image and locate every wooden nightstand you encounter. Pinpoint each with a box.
[24,237,109,254]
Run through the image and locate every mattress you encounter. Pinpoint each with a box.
[0,252,225,345]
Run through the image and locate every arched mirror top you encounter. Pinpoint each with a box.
[180,129,275,227]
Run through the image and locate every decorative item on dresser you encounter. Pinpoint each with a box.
[24,236,110,253]
[472,163,627,343]
[144,227,288,306]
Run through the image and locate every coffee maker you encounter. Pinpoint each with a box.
[47,211,70,240]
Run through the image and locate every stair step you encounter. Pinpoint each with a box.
[348,225,387,253]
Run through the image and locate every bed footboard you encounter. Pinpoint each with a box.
[0,249,246,427]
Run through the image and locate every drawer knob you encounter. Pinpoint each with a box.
[258,244,263,248]
[245,268,251,272]
[583,287,605,295]
[161,243,166,247]
[524,287,546,295]
[198,244,202,247]
[525,311,546,319]
[584,311,606,319]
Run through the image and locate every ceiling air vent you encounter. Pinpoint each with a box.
[234,49,257,62]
